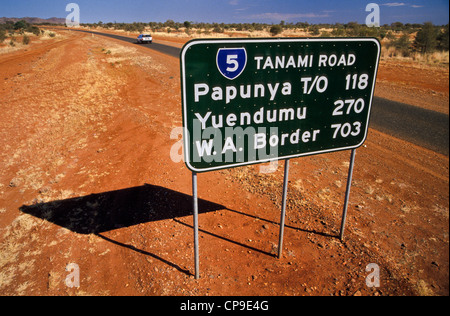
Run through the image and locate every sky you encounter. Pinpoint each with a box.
[0,0,448,25]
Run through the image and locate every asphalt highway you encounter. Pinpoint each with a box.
[77,29,449,156]
[78,29,180,58]
[370,97,449,156]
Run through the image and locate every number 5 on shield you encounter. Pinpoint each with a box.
[226,55,239,72]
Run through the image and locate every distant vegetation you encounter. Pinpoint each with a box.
[80,20,449,55]
[1,19,448,64]
[0,19,42,46]
[0,17,65,25]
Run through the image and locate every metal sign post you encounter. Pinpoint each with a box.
[340,149,357,241]
[278,159,290,258]
[192,172,200,279]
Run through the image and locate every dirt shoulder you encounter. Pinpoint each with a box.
[0,31,448,296]
[376,60,449,115]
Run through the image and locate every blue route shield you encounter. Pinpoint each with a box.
[216,48,247,80]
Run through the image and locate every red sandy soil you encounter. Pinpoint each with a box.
[0,30,448,296]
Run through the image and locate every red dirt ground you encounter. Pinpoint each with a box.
[0,30,448,296]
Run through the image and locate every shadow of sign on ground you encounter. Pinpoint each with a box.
[20,184,225,235]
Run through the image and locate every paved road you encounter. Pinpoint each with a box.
[77,29,181,58]
[77,29,449,156]
[371,97,449,156]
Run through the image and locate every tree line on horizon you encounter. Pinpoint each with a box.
[85,20,448,53]
[1,19,449,55]
[87,20,450,54]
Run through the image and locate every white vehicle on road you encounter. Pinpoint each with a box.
[137,34,153,44]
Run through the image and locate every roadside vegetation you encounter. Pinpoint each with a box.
[0,20,41,45]
[0,20,60,53]
[79,20,449,66]
[1,19,448,65]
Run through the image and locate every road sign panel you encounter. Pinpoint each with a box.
[181,38,380,173]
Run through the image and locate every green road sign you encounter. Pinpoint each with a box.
[181,38,380,173]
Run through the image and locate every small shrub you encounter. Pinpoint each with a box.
[0,30,6,43]
[414,22,439,53]
[30,26,41,37]
[23,34,30,45]
[390,34,412,57]
[270,25,283,36]
[309,25,320,36]
[331,28,346,37]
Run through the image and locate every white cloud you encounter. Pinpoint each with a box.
[229,0,239,5]
[381,2,425,8]
[382,2,407,6]
[247,12,330,21]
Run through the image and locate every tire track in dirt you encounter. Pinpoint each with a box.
[366,132,449,182]
[0,32,86,66]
